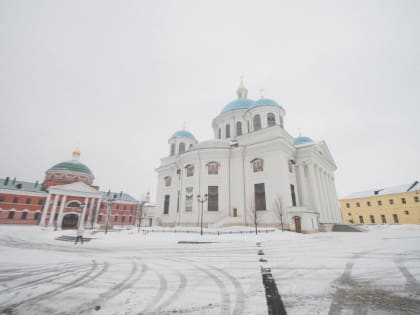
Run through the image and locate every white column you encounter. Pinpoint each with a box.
[328,175,341,223]
[48,194,60,227]
[79,197,89,227]
[315,166,328,223]
[296,163,310,207]
[307,164,321,212]
[320,171,333,222]
[40,193,52,226]
[94,198,101,227]
[87,198,95,227]
[57,195,67,230]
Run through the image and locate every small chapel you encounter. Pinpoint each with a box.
[155,81,342,232]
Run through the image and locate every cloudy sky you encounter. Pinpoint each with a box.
[0,0,419,200]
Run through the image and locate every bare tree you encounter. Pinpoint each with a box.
[248,196,263,235]
[273,195,285,232]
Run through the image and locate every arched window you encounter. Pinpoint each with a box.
[247,121,250,132]
[13,197,18,204]
[170,143,175,156]
[25,198,31,204]
[67,201,81,208]
[253,115,261,131]
[280,116,284,128]
[207,162,219,175]
[218,128,221,139]
[164,176,171,187]
[225,124,230,138]
[267,113,276,127]
[236,121,242,136]
[251,158,264,172]
[179,142,185,154]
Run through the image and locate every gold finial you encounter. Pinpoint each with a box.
[73,147,81,156]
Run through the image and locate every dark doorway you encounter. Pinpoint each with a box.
[233,208,237,217]
[294,216,302,233]
[62,213,79,229]
[149,218,152,227]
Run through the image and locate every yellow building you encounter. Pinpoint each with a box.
[340,181,420,225]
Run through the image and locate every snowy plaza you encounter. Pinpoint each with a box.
[0,225,419,315]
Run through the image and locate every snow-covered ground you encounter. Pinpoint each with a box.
[0,225,419,315]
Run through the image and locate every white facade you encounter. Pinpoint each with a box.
[155,83,341,232]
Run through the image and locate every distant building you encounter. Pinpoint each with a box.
[155,81,342,232]
[340,181,420,225]
[0,149,139,229]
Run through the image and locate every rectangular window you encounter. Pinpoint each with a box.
[163,195,170,214]
[129,216,132,222]
[38,198,43,205]
[356,202,360,207]
[401,198,406,204]
[254,183,266,210]
[393,214,399,224]
[381,214,386,224]
[0,196,5,202]
[346,203,350,208]
[290,184,296,207]
[185,187,193,211]
[377,200,382,206]
[34,212,40,220]
[367,201,371,207]
[98,215,103,222]
[370,215,375,224]
[414,196,419,203]
[186,165,194,177]
[122,216,125,222]
[21,212,28,220]
[115,216,118,222]
[8,211,15,219]
[404,210,409,215]
[208,186,219,211]
[13,197,18,204]
[389,199,394,205]
[359,216,364,224]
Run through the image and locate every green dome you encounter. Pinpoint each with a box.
[48,160,94,177]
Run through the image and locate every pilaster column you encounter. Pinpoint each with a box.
[40,193,52,226]
[315,166,328,222]
[79,197,89,227]
[57,195,67,230]
[48,194,60,227]
[296,163,310,207]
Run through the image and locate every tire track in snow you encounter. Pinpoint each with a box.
[74,258,147,315]
[1,260,108,312]
[139,266,168,314]
[152,271,187,313]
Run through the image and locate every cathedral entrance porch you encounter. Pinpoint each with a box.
[62,213,79,229]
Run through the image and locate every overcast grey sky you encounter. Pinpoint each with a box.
[0,0,419,200]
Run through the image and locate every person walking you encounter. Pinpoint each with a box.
[75,226,85,245]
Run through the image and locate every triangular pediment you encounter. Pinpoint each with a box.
[314,141,336,168]
[48,181,101,195]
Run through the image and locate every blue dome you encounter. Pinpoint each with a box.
[222,99,255,113]
[170,130,196,141]
[249,98,280,109]
[293,136,314,145]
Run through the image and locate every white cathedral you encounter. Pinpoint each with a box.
[155,81,342,232]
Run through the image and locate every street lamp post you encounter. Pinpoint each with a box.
[105,193,116,234]
[137,201,146,233]
[196,194,208,236]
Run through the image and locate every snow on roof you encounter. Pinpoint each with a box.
[341,181,420,200]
